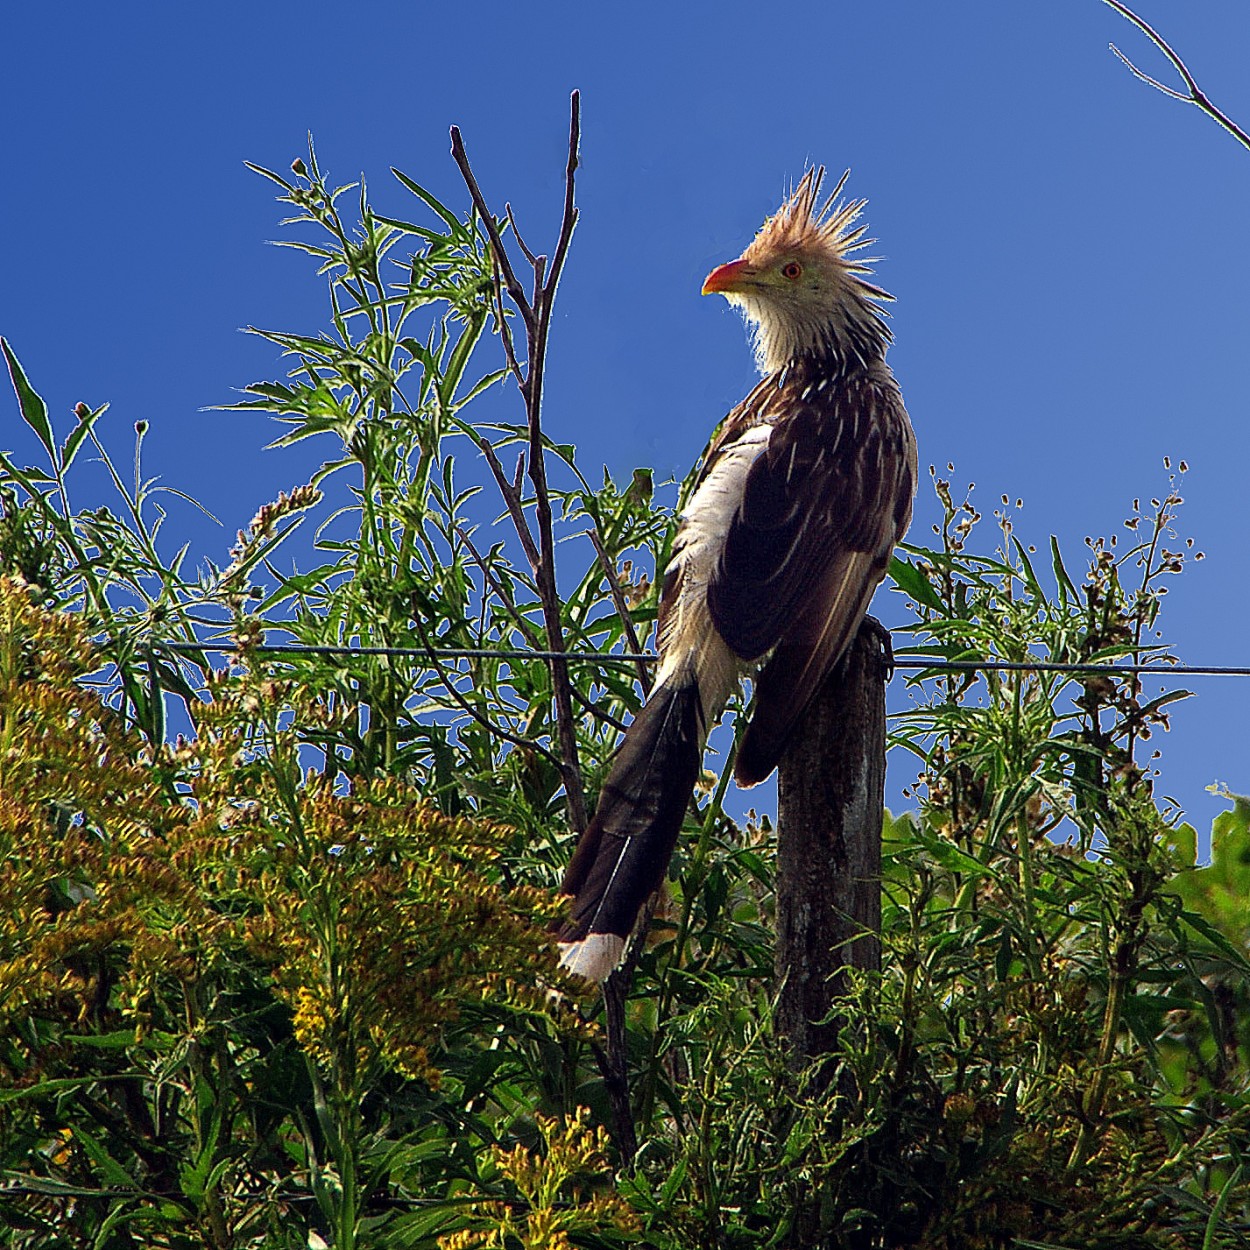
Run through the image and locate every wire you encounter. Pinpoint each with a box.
[154,641,644,665]
[145,639,1250,679]
[894,659,1243,678]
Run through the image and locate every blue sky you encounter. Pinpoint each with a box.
[3,1,1248,832]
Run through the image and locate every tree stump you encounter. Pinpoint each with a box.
[775,616,888,1064]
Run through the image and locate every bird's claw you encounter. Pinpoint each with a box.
[861,614,895,681]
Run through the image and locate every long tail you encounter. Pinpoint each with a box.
[557,679,705,980]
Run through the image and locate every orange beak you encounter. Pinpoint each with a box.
[702,258,753,296]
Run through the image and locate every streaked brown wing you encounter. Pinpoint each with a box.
[707,370,915,785]
[733,549,884,786]
[707,370,912,662]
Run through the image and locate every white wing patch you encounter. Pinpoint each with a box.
[657,424,771,708]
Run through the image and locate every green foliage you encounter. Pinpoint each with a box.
[213,144,671,817]
[0,334,320,747]
[2,129,1249,1250]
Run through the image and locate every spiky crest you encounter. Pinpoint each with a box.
[743,167,868,267]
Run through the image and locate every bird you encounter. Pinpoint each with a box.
[557,167,917,981]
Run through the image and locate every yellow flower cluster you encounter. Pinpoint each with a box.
[0,578,583,1091]
[439,1108,637,1250]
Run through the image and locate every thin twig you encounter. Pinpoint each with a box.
[457,525,629,733]
[1109,44,1187,103]
[590,1034,638,1166]
[545,92,583,305]
[449,129,533,327]
[519,92,586,830]
[1102,1,1250,152]
[506,203,541,269]
[588,528,651,691]
[410,613,563,770]
[593,895,654,1167]
[530,255,548,327]
[477,436,541,573]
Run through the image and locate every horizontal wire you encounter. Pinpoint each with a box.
[893,659,1242,678]
[144,639,1250,679]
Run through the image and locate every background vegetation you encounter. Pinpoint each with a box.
[2,28,1249,1247]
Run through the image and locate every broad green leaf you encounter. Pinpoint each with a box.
[74,1126,139,1189]
[2,338,57,464]
[888,555,945,613]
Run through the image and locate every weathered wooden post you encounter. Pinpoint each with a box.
[775,616,888,1063]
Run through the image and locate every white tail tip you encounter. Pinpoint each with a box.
[558,933,626,982]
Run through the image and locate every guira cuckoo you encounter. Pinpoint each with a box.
[558,169,917,980]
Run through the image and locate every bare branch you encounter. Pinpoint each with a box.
[593,892,654,1165]
[545,91,582,305]
[477,435,541,573]
[450,127,535,327]
[1102,1,1250,152]
[505,203,540,269]
[1109,44,1188,103]
[531,255,548,322]
[507,91,588,834]
[452,92,589,834]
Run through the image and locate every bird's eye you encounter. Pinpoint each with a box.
[781,261,803,281]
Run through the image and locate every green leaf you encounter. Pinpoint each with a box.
[179,1106,224,1201]
[455,367,507,408]
[65,1029,140,1050]
[888,555,945,613]
[391,168,463,232]
[270,239,338,260]
[74,1126,139,1189]
[60,401,104,473]
[1012,536,1043,599]
[243,160,295,192]
[2,338,57,465]
[1174,906,1250,970]
[442,310,487,399]
[660,1155,688,1204]
[922,834,999,881]
[0,1172,120,1197]
[0,1076,103,1106]
[1203,1162,1244,1250]
[1050,534,1078,602]
[371,212,448,244]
